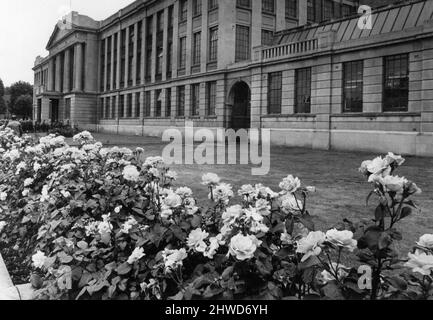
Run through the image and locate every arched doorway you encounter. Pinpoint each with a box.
[228,81,251,130]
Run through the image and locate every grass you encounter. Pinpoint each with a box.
[73,133,433,256]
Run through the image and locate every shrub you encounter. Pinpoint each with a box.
[0,128,431,300]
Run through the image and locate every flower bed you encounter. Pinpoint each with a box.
[0,128,432,300]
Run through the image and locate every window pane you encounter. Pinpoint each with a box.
[193,0,202,16]
[193,32,201,65]
[191,84,200,116]
[179,37,187,69]
[209,27,218,62]
[295,68,312,114]
[166,88,172,117]
[384,54,409,112]
[177,86,185,116]
[180,0,188,21]
[268,72,282,114]
[343,60,364,113]
[262,0,275,14]
[235,25,250,62]
[209,0,218,10]
[206,81,217,116]
[286,0,297,18]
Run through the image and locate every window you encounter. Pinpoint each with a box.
[323,0,334,21]
[155,89,162,117]
[343,61,363,113]
[156,11,164,80]
[64,98,71,120]
[126,93,132,118]
[193,32,201,65]
[191,84,200,116]
[383,54,409,112]
[206,81,217,116]
[107,36,112,89]
[135,92,141,118]
[342,4,353,17]
[119,95,125,118]
[180,0,188,22]
[166,88,172,117]
[208,27,218,62]
[179,37,187,69]
[208,0,218,11]
[235,25,250,62]
[237,0,251,9]
[113,34,118,89]
[100,39,106,91]
[120,29,126,88]
[193,0,202,16]
[144,91,151,117]
[136,21,142,84]
[295,68,312,114]
[145,16,153,82]
[285,0,297,18]
[262,30,274,46]
[268,72,282,114]
[105,97,110,119]
[111,96,116,119]
[262,0,275,14]
[177,86,185,116]
[307,0,315,22]
[167,6,174,79]
[128,25,135,86]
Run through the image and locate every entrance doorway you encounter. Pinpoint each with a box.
[229,81,251,130]
[50,99,59,123]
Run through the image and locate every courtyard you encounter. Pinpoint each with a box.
[75,132,433,254]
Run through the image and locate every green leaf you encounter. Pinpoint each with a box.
[116,262,132,275]
[399,207,412,220]
[322,282,345,300]
[222,266,234,281]
[168,291,184,301]
[57,252,73,264]
[298,216,315,231]
[387,276,408,291]
[298,256,320,270]
[375,205,385,222]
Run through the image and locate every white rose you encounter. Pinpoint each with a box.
[166,170,178,180]
[144,156,165,167]
[24,178,34,187]
[211,183,234,204]
[255,199,271,216]
[123,165,140,182]
[149,168,160,177]
[325,229,357,252]
[22,189,30,197]
[385,152,405,167]
[202,173,221,186]
[228,233,262,261]
[381,175,408,194]
[0,221,6,233]
[222,205,243,224]
[164,192,182,208]
[417,234,433,249]
[0,192,7,201]
[32,250,47,269]
[162,248,188,272]
[238,184,257,199]
[187,228,209,253]
[279,175,301,194]
[204,235,224,259]
[121,217,138,234]
[281,194,303,214]
[161,206,173,219]
[405,251,433,276]
[244,207,264,223]
[176,187,193,199]
[360,157,391,176]
[127,247,146,264]
[296,231,326,262]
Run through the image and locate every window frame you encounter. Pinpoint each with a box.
[342,60,364,113]
[268,72,282,115]
[383,54,409,112]
[295,67,312,114]
[235,25,251,62]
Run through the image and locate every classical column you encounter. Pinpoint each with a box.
[64,49,71,93]
[151,14,157,83]
[125,27,130,87]
[201,0,209,73]
[48,59,55,91]
[110,34,115,90]
[133,23,138,86]
[74,43,83,91]
[55,54,62,92]
[172,1,179,79]
[162,7,169,81]
[103,38,108,92]
[116,30,121,89]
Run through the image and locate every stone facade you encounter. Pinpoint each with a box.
[33,0,433,156]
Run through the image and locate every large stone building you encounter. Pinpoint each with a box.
[33,0,433,156]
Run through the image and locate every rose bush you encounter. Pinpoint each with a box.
[0,127,431,300]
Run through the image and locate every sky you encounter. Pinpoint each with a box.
[0,0,136,87]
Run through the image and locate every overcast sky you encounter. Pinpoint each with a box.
[0,0,136,87]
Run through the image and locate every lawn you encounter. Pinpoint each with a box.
[72,133,433,255]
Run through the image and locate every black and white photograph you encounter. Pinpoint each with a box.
[0,0,433,310]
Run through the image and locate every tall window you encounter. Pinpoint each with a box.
[167,6,174,79]
[155,89,162,117]
[307,0,315,22]
[180,0,188,22]
[323,0,334,21]
[262,30,274,46]
[107,36,112,89]
[100,39,105,92]
[262,0,275,14]
[135,92,141,118]
[156,11,164,80]
[208,27,218,62]
[384,54,409,112]
[268,72,282,114]
[193,0,202,16]
[144,91,151,117]
[113,34,118,89]
[237,0,251,9]
[119,95,125,118]
[111,97,116,119]
[286,0,297,18]
[120,29,126,88]
[128,26,135,86]
[193,32,201,66]
[209,0,218,10]
[295,67,312,114]
[136,21,142,84]
[235,25,250,62]
[166,88,172,117]
[206,81,217,116]
[105,97,110,119]
[126,93,132,118]
[145,16,153,82]
[179,37,187,69]
[191,84,200,116]
[177,86,185,116]
[343,61,364,113]
[65,98,71,120]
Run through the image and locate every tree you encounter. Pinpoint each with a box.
[10,94,33,119]
[8,81,33,118]
[0,78,6,114]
